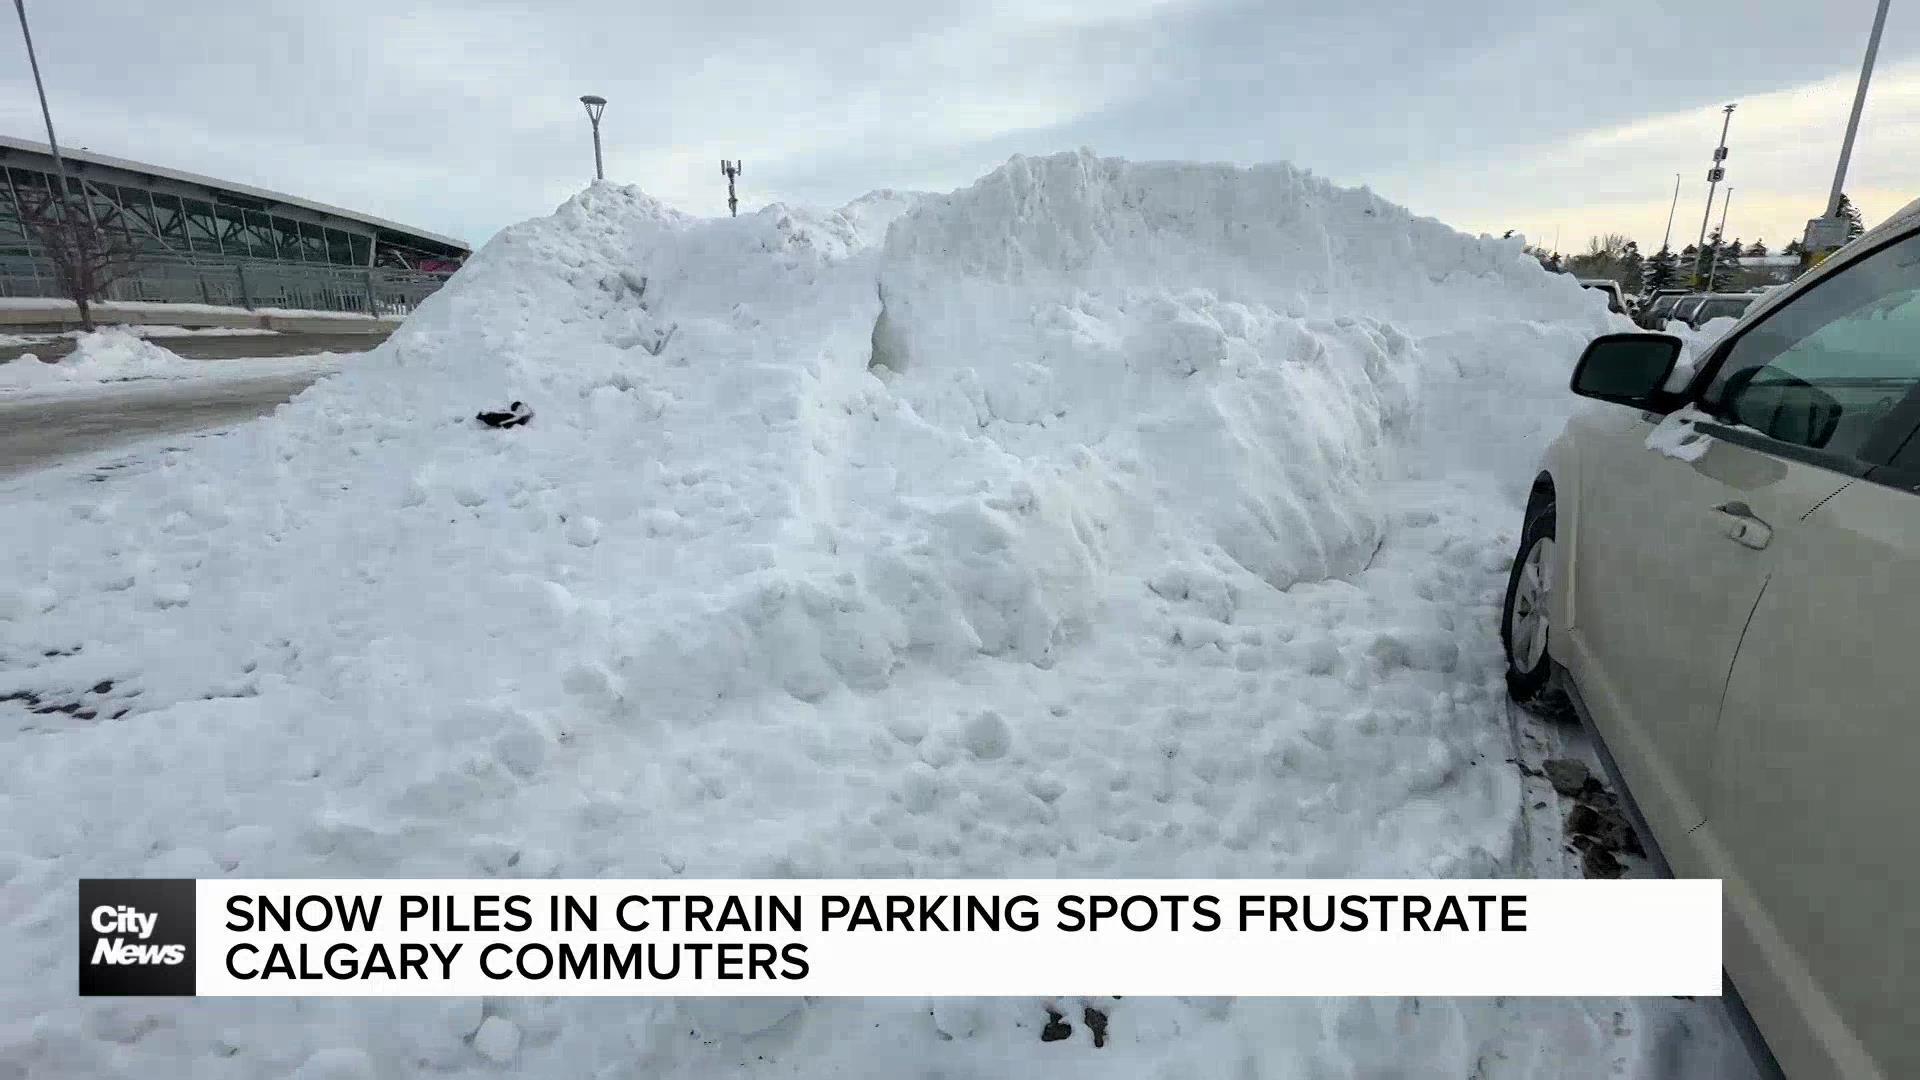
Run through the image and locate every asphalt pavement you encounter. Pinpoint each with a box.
[0,371,326,477]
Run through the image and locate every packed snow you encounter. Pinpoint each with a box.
[0,327,201,387]
[0,297,384,320]
[0,324,279,348]
[0,151,1754,1078]
[0,328,343,395]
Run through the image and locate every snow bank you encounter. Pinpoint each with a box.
[873,153,1618,590]
[0,153,1742,1077]
[0,296,382,319]
[0,324,278,347]
[0,327,196,388]
[0,328,345,397]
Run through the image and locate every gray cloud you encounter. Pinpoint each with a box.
[4,0,1913,251]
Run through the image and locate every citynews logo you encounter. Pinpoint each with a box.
[90,906,184,965]
[79,879,196,996]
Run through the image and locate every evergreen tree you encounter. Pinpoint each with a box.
[1747,239,1768,257]
[1716,236,1743,281]
[1694,230,1724,283]
[1783,238,1805,257]
[1645,247,1679,292]
[1837,193,1866,241]
[1545,252,1564,273]
[1620,241,1644,291]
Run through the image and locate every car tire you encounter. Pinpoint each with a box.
[1502,499,1560,711]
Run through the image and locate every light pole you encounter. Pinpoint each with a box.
[1707,187,1734,292]
[1827,0,1891,219]
[1805,0,1893,261]
[1660,173,1681,254]
[721,159,741,218]
[579,95,606,182]
[12,0,72,207]
[1696,103,1735,284]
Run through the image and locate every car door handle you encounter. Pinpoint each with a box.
[1713,501,1773,550]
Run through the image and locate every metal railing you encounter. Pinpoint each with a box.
[0,254,454,317]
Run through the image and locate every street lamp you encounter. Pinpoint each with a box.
[12,0,72,207]
[1707,187,1734,292]
[1807,0,1892,259]
[1660,173,1681,255]
[1695,103,1735,285]
[579,94,607,182]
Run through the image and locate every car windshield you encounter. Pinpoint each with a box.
[1648,296,1682,316]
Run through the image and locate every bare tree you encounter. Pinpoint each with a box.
[1567,233,1632,280]
[16,188,140,332]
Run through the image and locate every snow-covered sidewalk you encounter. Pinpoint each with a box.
[0,152,1755,1078]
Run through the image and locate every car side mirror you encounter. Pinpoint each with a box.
[1570,333,1683,408]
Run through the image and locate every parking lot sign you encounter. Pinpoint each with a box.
[1804,216,1850,252]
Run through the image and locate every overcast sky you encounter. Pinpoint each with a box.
[5,0,1916,256]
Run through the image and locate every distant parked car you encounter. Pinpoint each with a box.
[1578,278,1628,315]
[1667,294,1710,327]
[1637,292,1697,330]
[1503,195,1920,1079]
[1636,286,1693,317]
[1680,293,1758,330]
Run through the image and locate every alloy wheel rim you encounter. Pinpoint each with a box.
[1510,536,1554,671]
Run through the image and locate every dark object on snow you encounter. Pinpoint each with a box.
[1083,1006,1109,1048]
[1542,758,1597,798]
[477,401,534,428]
[1581,845,1625,879]
[1568,800,1644,857]
[1040,1009,1072,1042]
[1567,803,1601,836]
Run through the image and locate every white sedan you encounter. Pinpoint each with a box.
[1504,201,1920,1079]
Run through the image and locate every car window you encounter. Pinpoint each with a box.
[1704,229,1920,461]
[1888,425,1920,474]
[1649,296,1681,316]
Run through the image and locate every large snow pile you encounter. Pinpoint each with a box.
[0,327,197,389]
[1,153,1746,1077]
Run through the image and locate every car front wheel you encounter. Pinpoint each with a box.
[1502,500,1558,709]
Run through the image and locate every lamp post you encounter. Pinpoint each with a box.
[12,0,72,207]
[1707,187,1734,292]
[721,159,741,218]
[1660,173,1681,254]
[1805,0,1893,262]
[1695,103,1735,285]
[1827,0,1891,219]
[579,95,607,182]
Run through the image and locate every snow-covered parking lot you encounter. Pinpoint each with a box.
[0,152,1755,1078]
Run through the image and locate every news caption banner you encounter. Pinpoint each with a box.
[80,879,1720,997]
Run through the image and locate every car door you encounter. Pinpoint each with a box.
[1564,397,1849,871]
[1685,228,1920,1080]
